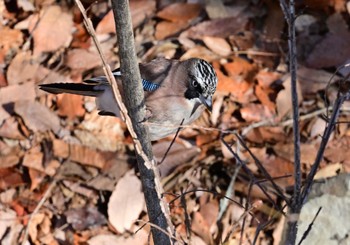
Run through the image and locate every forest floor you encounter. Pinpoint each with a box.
[1,0,350,244]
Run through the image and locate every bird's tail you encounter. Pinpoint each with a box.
[39,83,103,97]
[40,82,120,117]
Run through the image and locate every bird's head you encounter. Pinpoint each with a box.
[184,58,218,112]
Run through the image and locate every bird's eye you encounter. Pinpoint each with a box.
[192,80,198,88]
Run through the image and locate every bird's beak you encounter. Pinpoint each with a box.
[199,94,212,112]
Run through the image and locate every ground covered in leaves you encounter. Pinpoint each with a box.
[1,0,350,244]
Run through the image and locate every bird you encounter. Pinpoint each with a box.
[39,57,218,141]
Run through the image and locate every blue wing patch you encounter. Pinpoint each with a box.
[142,79,160,91]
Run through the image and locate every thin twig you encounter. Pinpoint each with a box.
[159,119,185,165]
[21,179,57,245]
[221,138,284,208]
[301,93,350,202]
[136,219,182,244]
[234,134,289,204]
[297,207,322,245]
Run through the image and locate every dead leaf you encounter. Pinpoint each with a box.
[153,141,199,177]
[306,14,350,68]
[306,32,350,68]
[108,170,145,233]
[87,231,148,245]
[181,46,219,62]
[204,0,228,19]
[52,139,117,169]
[65,48,101,71]
[275,75,303,119]
[181,16,248,39]
[65,207,107,230]
[0,117,26,140]
[28,213,45,242]
[156,3,202,22]
[0,168,25,190]
[249,148,294,187]
[0,82,36,105]
[0,27,23,55]
[264,0,285,40]
[191,212,212,244]
[200,199,219,229]
[213,61,253,102]
[0,208,23,245]
[96,1,155,34]
[255,83,276,112]
[56,93,85,119]
[202,36,231,56]
[314,163,344,179]
[14,100,61,134]
[75,111,124,151]
[0,155,20,169]
[155,21,188,40]
[22,147,44,171]
[29,5,73,55]
[7,51,40,85]
[297,66,340,95]
[274,143,319,166]
[240,103,274,122]
[309,117,327,139]
[245,126,287,144]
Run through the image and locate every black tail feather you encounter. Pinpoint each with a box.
[39,83,103,97]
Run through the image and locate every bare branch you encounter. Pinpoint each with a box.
[74,0,174,243]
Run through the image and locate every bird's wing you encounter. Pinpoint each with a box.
[112,67,161,91]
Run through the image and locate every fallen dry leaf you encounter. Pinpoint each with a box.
[52,139,117,169]
[297,66,340,95]
[87,231,148,245]
[213,62,253,102]
[0,81,36,105]
[202,36,231,56]
[75,111,125,152]
[108,170,145,233]
[65,207,107,230]
[249,148,294,187]
[0,207,23,244]
[22,147,44,171]
[0,27,23,55]
[29,5,73,55]
[0,168,25,190]
[191,211,212,244]
[56,93,85,119]
[0,117,26,140]
[96,1,156,34]
[0,155,20,169]
[275,75,303,119]
[306,32,350,68]
[153,141,199,177]
[65,48,101,71]
[181,16,248,39]
[14,100,61,134]
[255,84,276,112]
[306,14,350,68]
[28,213,45,242]
[156,3,202,22]
[6,51,40,85]
[240,103,274,123]
[314,163,344,179]
[180,46,219,62]
[155,21,188,40]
